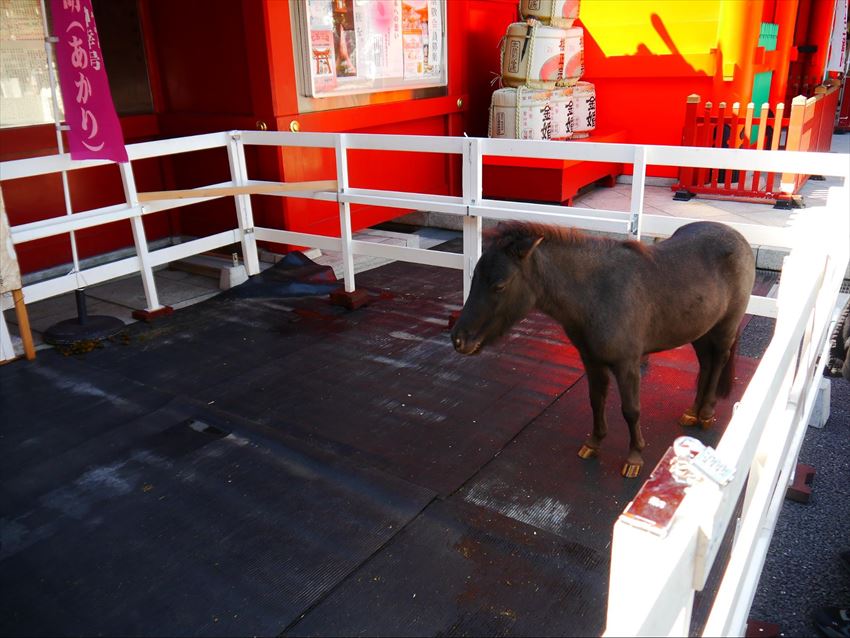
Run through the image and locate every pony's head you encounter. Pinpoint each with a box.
[451,227,543,355]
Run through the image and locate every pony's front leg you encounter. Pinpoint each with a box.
[613,359,645,478]
[578,363,610,460]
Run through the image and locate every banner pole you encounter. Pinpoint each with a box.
[39,0,82,288]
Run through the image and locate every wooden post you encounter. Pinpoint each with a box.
[738,102,755,194]
[764,102,785,195]
[725,102,740,189]
[811,86,828,153]
[695,101,713,187]
[750,103,771,192]
[136,180,339,202]
[0,187,35,361]
[678,94,701,189]
[710,102,727,189]
[780,97,806,195]
[12,289,35,360]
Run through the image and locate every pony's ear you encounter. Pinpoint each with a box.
[512,235,543,260]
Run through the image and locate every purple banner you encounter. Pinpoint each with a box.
[51,0,128,162]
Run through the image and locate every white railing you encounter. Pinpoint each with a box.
[1,131,848,636]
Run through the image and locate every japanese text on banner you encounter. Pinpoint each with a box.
[50,0,128,162]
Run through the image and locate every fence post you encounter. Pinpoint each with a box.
[604,471,702,637]
[724,103,741,189]
[695,101,713,187]
[462,137,482,301]
[818,82,840,152]
[749,103,770,192]
[676,94,701,192]
[737,102,755,195]
[780,96,807,196]
[334,133,356,293]
[226,131,261,276]
[629,145,647,240]
[119,162,164,314]
[710,102,728,189]
[764,102,785,196]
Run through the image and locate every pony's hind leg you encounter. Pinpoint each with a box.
[680,337,715,428]
[682,331,737,429]
[613,359,645,478]
[578,363,610,460]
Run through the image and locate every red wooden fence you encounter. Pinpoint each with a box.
[673,79,842,207]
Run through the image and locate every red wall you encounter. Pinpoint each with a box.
[3,0,840,275]
[262,0,469,239]
[0,116,172,274]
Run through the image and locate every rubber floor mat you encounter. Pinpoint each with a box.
[286,497,608,637]
[456,348,759,554]
[0,399,435,637]
[0,351,174,511]
[199,296,585,496]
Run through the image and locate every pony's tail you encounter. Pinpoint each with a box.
[717,337,739,398]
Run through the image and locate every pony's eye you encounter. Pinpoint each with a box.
[492,282,507,293]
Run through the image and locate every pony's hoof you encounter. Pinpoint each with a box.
[698,415,716,429]
[621,462,642,479]
[679,409,699,427]
[578,444,599,459]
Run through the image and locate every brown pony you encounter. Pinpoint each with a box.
[450,221,755,478]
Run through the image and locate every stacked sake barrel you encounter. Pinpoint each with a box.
[489,0,597,140]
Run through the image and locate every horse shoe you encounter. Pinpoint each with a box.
[577,444,598,459]
[698,415,717,429]
[679,409,699,427]
[680,409,716,429]
[621,462,642,479]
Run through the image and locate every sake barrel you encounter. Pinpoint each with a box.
[501,21,569,89]
[556,27,584,87]
[489,87,574,140]
[519,0,581,28]
[571,81,597,138]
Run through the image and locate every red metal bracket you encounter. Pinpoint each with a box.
[132,306,174,322]
[786,463,816,503]
[329,288,370,310]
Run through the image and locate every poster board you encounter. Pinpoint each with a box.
[298,0,446,98]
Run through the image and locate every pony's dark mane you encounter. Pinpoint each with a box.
[489,221,652,257]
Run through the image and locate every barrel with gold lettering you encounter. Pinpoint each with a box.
[571,81,597,138]
[489,87,574,140]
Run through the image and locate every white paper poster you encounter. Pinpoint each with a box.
[301,0,446,97]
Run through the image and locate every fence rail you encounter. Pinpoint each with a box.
[673,81,842,205]
[1,131,848,636]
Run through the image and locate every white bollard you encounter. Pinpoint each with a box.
[807,377,831,428]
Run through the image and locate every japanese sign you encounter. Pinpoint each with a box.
[51,0,128,162]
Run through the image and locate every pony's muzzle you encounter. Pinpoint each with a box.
[450,327,481,355]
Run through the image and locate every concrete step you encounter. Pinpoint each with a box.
[169,254,249,290]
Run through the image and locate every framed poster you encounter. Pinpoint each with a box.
[297,0,447,98]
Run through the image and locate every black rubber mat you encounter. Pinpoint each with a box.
[77,294,328,396]
[0,243,773,636]
[197,296,585,496]
[286,497,609,637]
[285,350,759,637]
[0,397,434,637]
[454,348,759,554]
[0,351,174,512]
[78,255,586,496]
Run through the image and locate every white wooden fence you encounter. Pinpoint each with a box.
[1,131,848,636]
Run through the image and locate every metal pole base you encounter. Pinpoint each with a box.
[43,315,126,346]
[43,289,125,346]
